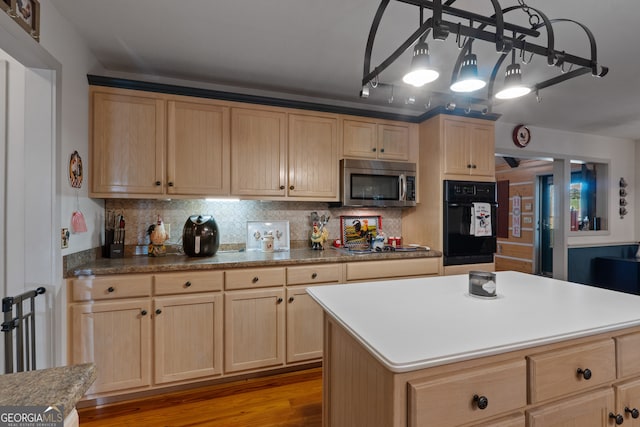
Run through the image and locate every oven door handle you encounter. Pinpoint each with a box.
[399,174,406,201]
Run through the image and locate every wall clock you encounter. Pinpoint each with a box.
[512,124,531,148]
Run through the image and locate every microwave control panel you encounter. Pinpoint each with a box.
[406,176,416,201]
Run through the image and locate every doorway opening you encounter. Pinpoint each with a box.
[537,174,553,277]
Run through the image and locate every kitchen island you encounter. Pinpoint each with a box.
[308,271,640,427]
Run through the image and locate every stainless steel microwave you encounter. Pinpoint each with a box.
[340,159,417,207]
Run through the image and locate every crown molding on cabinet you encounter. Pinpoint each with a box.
[87,75,500,124]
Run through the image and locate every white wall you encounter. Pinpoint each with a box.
[39,2,104,256]
[495,120,637,247]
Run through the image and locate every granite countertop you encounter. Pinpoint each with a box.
[67,247,442,277]
[307,271,640,373]
[0,363,96,418]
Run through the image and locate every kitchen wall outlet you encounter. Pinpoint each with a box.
[164,223,171,239]
[524,217,533,224]
[61,228,69,249]
[525,203,532,211]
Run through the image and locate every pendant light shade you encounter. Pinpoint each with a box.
[495,62,531,99]
[403,41,439,87]
[450,53,486,92]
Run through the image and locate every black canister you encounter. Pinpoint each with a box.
[182,215,219,257]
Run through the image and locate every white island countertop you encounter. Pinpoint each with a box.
[307,271,640,373]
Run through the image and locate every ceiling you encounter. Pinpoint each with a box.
[51,0,640,140]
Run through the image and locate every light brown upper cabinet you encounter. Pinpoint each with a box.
[91,88,166,197]
[230,107,287,197]
[90,87,230,198]
[442,116,495,178]
[287,113,338,199]
[166,100,230,196]
[342,118,413,161]
[231,107,339,200]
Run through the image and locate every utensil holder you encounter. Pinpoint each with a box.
[103,229,124,258]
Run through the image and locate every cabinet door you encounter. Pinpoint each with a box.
[377,123,410,161]
[442,118,473,176]
[343,119,377,159]
[615,378,640,427]
[286,286,325,363]
[288,114,339,199]
[167,101,230,196]
[526,388,615,427]
[70,299,152,395]
[224,288,285,373]
[153,294,223,384]
[231,108,287,196]
[91,90,165,196]
[469,123,495,177]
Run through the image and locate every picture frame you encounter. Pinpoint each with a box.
[340,216,382,248]
[6,0,40,42]
[246,221,290,252]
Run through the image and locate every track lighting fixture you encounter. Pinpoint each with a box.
[402,41,439,87]
[360,0,609,113]
[495,50,531,99]
[450,43,486,93]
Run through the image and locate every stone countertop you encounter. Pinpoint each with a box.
[0,363,96,418]
[67,247,442,277]
[307,271,640,373]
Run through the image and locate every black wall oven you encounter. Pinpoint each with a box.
[443,180,497,266]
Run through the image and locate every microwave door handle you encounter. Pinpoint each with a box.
[399,174,406,201]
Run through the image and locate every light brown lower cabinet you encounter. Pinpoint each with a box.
[286,285,326,363]
[614,378,640,427]
[68,259,438,399]
[286,264,342,364]
[153,293,223,384]
[526,388,615,427]
[224,288,286,373]
[71,299,152,395]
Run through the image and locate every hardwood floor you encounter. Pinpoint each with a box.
[78,368,322,427]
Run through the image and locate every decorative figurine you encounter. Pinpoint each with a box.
[147,215,169,256]
[310,212,330,250]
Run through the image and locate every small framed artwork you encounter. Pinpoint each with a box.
[11,0,40,41]
[69,151,83,188]
[340,216,382,248]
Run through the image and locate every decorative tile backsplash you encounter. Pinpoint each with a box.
[104,199,403,248]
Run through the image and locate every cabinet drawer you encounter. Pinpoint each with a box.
[225,267,286,290]
[615,332,640,378]
[154,271,223,295]
[470,412,525,427]
[71,275,152,301]
[287,264,341,285]
[346,258,439,282]
[408,359,526,427]
[527,339,616,403]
